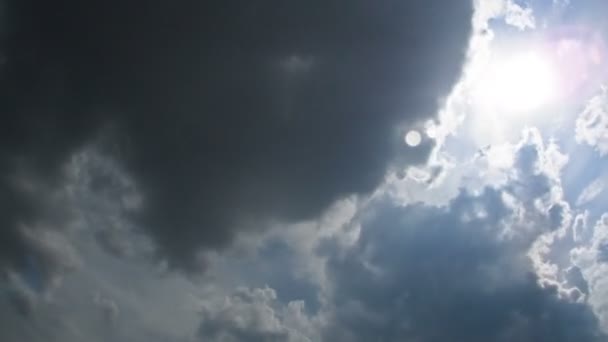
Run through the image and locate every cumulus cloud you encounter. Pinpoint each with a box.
[504,1,536,30]
[0,164,85,311]
[535,211,608,330]
[195,127,606,341]
[0,167,77,285]
[0,0,473,272]
[0,143,147,310]
[572,215,608,326]
[198,287,313,342]
[6,127,595,342]
[5,1,608,342]
[321,201,604,341]
[316,132,605,341]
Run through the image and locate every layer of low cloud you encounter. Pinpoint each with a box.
[0,0,473,275]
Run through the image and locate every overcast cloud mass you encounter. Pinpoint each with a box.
[2,0,608,341]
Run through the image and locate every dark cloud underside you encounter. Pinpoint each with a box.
[0,0,473,270]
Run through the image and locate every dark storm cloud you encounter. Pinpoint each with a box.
[0,0,473,271]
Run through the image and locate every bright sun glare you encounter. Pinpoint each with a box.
[474,51,559,115]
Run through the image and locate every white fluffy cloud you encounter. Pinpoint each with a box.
[532,210,608,330]
[313,129,606,341]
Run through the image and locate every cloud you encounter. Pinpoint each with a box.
[0,0,474,272]
[504,1,536,30]
[472,0,535,32]
[198,287,313,342]
[6,1,608,342]
[531,204,608,330]
[0,165,83,307]
[577,178,606,206]
[4,126,591,342]
[0,143,147,309]
[93,293,119,325]
[535,212,608,330]
[572,215,608,326]
[577,87,608,155]
[314,131,606,341]
[320,195,604,341]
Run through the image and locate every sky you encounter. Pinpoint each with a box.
[1,0,608,341]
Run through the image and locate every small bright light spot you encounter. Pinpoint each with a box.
[405,130,422,147]
[425,122,437,139]
[474,51,559,114]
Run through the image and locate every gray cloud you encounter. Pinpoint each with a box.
[0,0,473,274]
[0,115,606,341]
[93,292,119,325]
[198,287,313,342]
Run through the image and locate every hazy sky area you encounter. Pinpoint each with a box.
[2,0,608,341]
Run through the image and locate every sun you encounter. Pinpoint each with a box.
[473,50,559,115]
